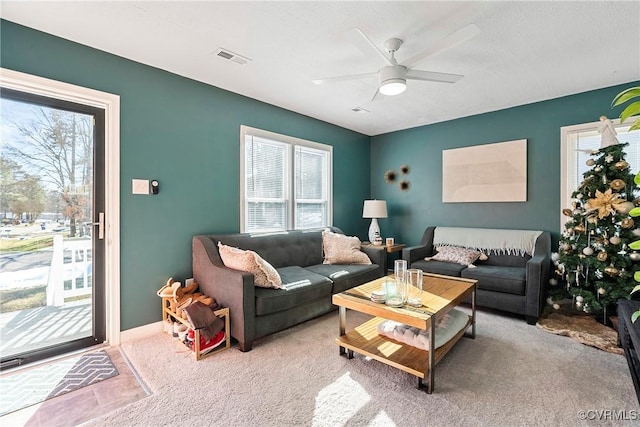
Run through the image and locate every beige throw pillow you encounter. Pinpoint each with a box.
[218,242,283,289]
[322,231,371,265]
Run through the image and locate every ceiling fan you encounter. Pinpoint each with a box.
[313,24,481,100]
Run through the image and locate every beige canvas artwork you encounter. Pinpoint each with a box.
[442,139,527,203]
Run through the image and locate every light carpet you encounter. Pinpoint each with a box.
[85,309,636,426]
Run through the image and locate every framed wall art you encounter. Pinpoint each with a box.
[442,139,527,203]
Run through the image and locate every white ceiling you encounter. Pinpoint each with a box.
[1,1,639,136]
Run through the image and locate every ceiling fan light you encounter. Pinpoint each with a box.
[379,79,406,96]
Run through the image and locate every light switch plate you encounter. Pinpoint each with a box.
[132,179,150,195]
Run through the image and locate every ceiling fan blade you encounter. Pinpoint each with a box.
[406,69,463,83]
[402,23,481,69]
[312,72,377,85]
[345,28,394,67]
[371,87,380,102]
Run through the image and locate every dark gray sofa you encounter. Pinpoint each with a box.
[402,226,551,324]
[193,227,386,351]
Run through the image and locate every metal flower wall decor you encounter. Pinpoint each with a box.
[384,164,411,191]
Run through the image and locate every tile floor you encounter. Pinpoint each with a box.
[0,346,149,426]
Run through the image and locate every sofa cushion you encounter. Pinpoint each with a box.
[430,246,483,266]
[410,259,467,277]
[218,242,282,289]
[305,263,381,294]
[322,230,371,265]
[254,266,333,316]
[461,266,526,295]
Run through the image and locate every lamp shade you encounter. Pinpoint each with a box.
[362,200,388,218]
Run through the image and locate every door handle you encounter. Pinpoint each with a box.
[93,212,104,240]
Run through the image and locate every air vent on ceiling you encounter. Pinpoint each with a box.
[214,48,251,65]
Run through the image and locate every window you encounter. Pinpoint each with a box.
[240,126,332,233]
[560,117,640,231]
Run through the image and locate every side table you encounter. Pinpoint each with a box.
[362,242,406,272]
[162,297,230,360]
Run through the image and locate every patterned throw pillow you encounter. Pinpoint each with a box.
[322,231,372,265]
[218,242,283,289]
[428,246,483,266]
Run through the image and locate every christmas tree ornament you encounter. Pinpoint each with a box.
[573,224,585,233]
[586,189,623,219]
[610,179,626,191]
[594,166,603,172]
[551,252,560,262]
[597,251,608,262]
[604,264,619,276]
[577,193,584,199]
[582,247,594,256]
[621,218,635,229]
[576,295,584,302]
[609,235,622,245]
[586,159,595,166]
[549,278,558,286]
[633,228,640,236]
[597,287,606,295]
[616,201,635,214]
[552,303,560,310]
[562,208,573,217]
[546,297,554,305]
[576,300,583,308]
[630,252,640,261]
[615,160,629,170]
[605,154,614,163]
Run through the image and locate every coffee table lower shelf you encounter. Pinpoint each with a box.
[336,315,472,385]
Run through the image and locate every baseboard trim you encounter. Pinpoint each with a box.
[120,321,163,343]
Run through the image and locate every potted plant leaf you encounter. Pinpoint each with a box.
[616,85,640,321]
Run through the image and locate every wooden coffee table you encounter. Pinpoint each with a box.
[332,273,477,393]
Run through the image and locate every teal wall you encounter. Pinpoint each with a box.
[370,81,640,248]
[0,20,371,330]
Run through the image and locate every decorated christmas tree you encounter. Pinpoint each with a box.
[551,131,639,319]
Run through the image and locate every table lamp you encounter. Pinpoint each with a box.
[362,200,388,244]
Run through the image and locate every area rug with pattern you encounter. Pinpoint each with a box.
[0,350,118,416]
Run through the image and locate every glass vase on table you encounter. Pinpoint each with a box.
[386,259,407,307]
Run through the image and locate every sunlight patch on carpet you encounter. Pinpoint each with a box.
[313,372,370,426]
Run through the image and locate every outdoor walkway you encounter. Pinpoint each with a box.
[0,300,92,359]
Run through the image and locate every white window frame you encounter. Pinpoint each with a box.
[0,68,121,345]
[240,125,332,233]
[560,116,640,233]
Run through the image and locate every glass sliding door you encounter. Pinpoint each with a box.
[0,88,105,368]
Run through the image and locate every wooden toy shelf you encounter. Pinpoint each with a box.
[161,297,230,360]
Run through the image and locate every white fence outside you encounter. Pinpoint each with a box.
[46,235,92,306]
